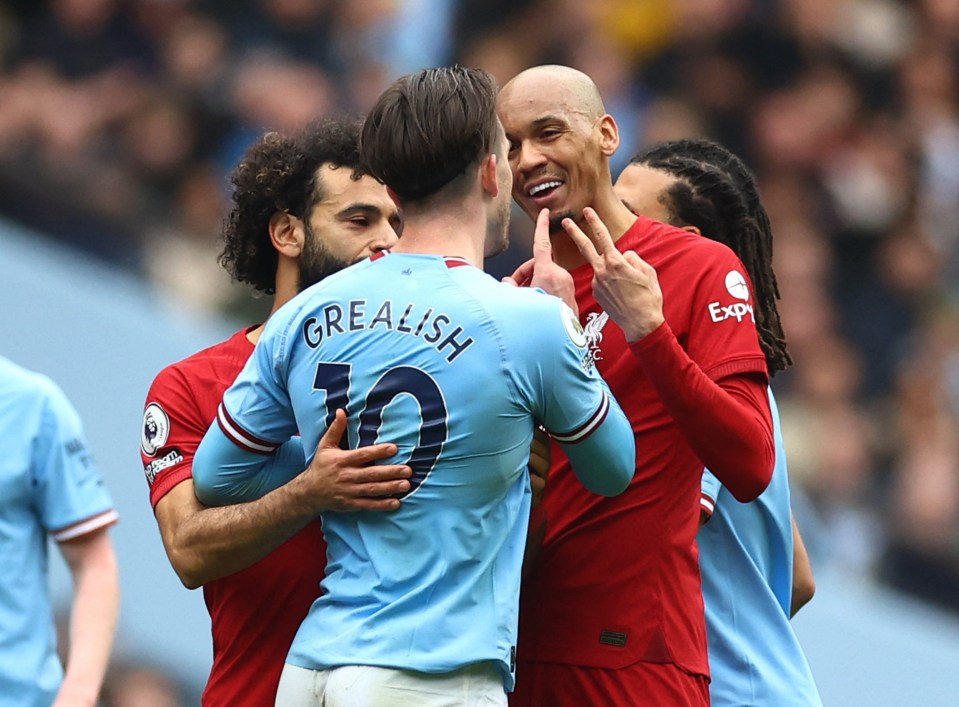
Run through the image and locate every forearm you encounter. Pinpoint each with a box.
[161,476,321,588]
[557,390,635,496]
[193,424,304,505]
[629,322,773,501]
[56,532,119,707]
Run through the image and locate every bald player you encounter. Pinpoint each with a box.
[498,65,775,705]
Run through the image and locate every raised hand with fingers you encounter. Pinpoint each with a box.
[296,409,412,512]
[562,207,665,342]
[503,209,577,312]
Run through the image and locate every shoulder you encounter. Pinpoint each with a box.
[487,280,567,324]
[628,216,740,265]
[151,331,241,387]
[628,218,751,302]
[145,330,252,415]
[487,285,578,356]
[0,356,71,417]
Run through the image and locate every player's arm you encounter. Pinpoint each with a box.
[509,208,634,496]
[54,528,119,707]
[700,468,721,527]
[527,425,550,508]
[791,513,815,616]
[158,411,410,588]
[527,302,634,497]
[193,410,412,508]
[548,382,634,497]
[630,327,772,502]
[563,208,773,501]
[32,380,119,707]
[522,427,551,579]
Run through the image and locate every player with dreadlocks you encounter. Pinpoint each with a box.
[622,139,791,373]
[615,138,822,707]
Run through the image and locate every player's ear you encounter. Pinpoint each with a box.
[598,114,620,157]
[480,153,499,198]
[269,211,305,257]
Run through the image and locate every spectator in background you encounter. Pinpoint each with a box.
[0,355,119,706]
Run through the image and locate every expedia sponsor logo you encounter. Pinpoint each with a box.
[708,301,755,323]
[708,269,755,323]
[144,449,184,486]
[724,270,750,301]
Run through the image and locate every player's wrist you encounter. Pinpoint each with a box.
[623,314,666,343]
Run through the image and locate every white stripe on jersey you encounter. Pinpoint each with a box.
[549,391,610,444]
[53,509,119,542]
[218,403,278,454]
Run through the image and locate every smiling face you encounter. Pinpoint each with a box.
[298,163,401,290]
[498,69,617,231]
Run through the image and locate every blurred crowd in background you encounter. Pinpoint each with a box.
[2,0,958,689]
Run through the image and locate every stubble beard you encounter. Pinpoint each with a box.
[485,196,512,258]
[298,222,351,292]
[548,209,575,234]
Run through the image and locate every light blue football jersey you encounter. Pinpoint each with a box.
[0,356,117,707]
[699,389,821,706]
[193,253,635,690]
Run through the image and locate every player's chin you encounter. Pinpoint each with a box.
[485,232,510,259]
[548,209,575,233]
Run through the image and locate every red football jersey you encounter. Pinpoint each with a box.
[517,217,768,678]
[140,327,326,707]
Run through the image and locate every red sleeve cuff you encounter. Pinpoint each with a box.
[626,320,673,357]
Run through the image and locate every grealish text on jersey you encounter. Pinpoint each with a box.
[302,299,475,363]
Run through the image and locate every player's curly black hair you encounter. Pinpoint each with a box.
[220,116,365,294]
[629,139,792,374]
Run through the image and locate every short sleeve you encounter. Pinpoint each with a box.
[512,297,611,440]
[684,244,768,382]
[218,320,298,451]
[33,383,117,541]
[701,468,721,518]
[140,367,205,507]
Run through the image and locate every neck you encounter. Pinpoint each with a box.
[550,187,638,270]
[248,259,300,344]
[391,198,488,268]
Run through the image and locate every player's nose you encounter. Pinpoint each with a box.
[515,141,547,178]
[371,227,398,252]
